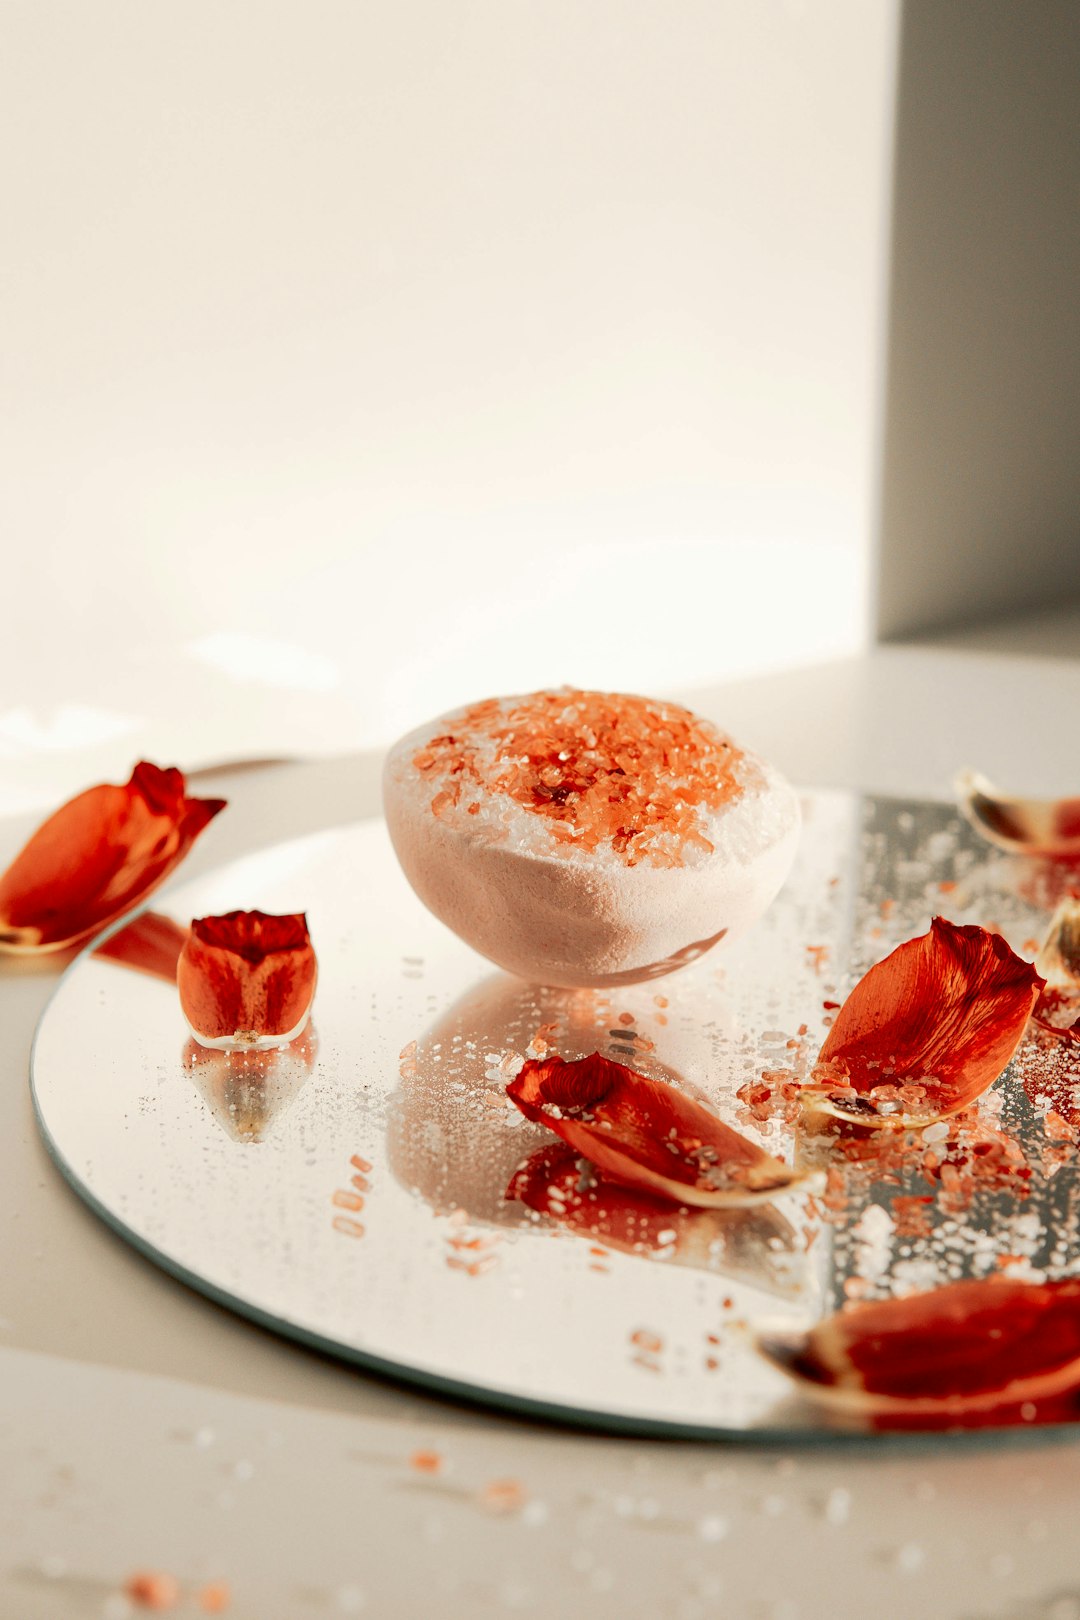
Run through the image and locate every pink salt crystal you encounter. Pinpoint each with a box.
[125,1572,181,1610]
[1045,1110,1075,1143]
[479,1479,528,1513]
[412,689,751,868]
[631,1329,664,1353]
[332,1190,365,1211]
[198,1583,231,1614]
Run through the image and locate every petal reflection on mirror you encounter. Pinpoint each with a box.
[183,1028,317,1143]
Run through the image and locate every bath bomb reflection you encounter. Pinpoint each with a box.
[385,972,807,1297]
[383,688,800,987]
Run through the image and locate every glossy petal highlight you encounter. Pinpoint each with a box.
[957,769,1080,857]
[506,1051,805,1207]
[0,763,225,955]
[178,910,317,1049]
[760,1278,1080,1422]
[801,918,1042,1129]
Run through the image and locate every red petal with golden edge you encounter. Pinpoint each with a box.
[177,910,317,1045]
[94,911,189,983]
[801,918,1043,1129]
[505,1051,805,1208]
[957,769,1080,857]
[1030,895,1080,1040]
[0,763,226,955]
[759,1278,1080,1425]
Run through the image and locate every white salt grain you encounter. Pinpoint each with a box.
[894,1542,925,1574]
[822,1487,851,1526]
[697,1515,730,1542]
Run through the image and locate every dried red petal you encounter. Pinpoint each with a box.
[94,911,188,982]
[801,918,1043,1129]
[0,762,225,955]
[760,1278,1080,1422]
[1031,895,1080,1040]
[177,910,317,1047]
[506,1051,805,1207]
[957,769,1080,857]
[412,688,753,868]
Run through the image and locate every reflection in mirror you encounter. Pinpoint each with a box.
[508,1141,805,1298]
[39,799,1080,1437]
[386,969,808,1298]
[183,1028,317,1144]
[93,911,187,983]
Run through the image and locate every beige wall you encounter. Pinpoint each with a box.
[3,2,897,764]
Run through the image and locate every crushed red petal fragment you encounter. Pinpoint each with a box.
[956,769,1080,857]
[0,762,225,955]
[506,1051,806,1207]
[413,688,753,868]
[759,1278,1080,1425]
[177,910,317,1047]
[799,918,1043,1129]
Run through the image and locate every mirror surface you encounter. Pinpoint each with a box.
[31,793,1080,1437]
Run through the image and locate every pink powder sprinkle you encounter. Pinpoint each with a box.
[198,1583,231,1614]
[480,1478,528,1514]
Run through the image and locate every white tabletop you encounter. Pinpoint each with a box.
[5,643,1080,1619]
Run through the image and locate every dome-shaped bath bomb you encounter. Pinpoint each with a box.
[382,688,800,988]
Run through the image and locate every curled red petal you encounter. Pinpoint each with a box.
[177,910,317,1046]
[0,762,226,955]
[760,1278,1080,1424]
[800,918,1043,1129]
[506,1051,805,1208]
[957,769,1080,857]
